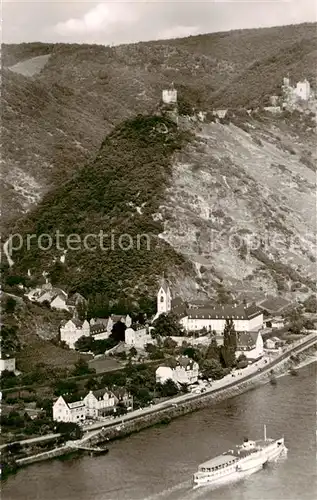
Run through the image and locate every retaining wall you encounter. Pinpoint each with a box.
[16,446,73,466]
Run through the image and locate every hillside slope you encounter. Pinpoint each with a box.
[2,23,316,227]
[160,111,316,298]
[7,116,197,301]
[5,110,316,302]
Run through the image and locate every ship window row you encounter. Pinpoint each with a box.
[201,460,236,472]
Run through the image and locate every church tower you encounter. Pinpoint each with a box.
[157,279,172,315]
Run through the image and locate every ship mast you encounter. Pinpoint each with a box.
[264,424,267,441]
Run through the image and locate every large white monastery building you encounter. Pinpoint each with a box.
[153,280,263,335]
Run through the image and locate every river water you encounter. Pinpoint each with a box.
[2,362,316,500]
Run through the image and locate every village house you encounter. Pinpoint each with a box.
[265,336,284,350]
[53,396,86,423]
[53,386,131,422]
[50,292,68,311]
[83,389,116,418]
[112,388,133,409]
[66,293,87,312]
[235,331,264,361]
[156,356,199,386]
[60,318,90,349]
[125,325,155,349]
[265,316,285,329]
[59,313,130,348]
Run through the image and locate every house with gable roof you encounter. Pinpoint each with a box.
[53,395,86,423]
[60,318,90,349]
[83,389,116,418]
[156,355,199,386]
[235,331,264,360]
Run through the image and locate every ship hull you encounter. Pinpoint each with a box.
[193,459,265,488]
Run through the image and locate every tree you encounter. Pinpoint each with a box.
[152,313,183,338]
[129,346,138,358]
[55,422,82,440]
[111,321,126,342]
[134,388,152,407]
[236,354,248,369]
[87,293,110,319]
[284,307,305,334]
[205,336,219,360]
[162,337,177,351]
[161,379,179,397]
[303,295,317,313]
[5,297,17,314]
[201,358,226,380]
[75,335,93,352]
[216,285,233,305]
[85,377,99,391]
[72,358,94,376]
[220,319,237,368]
[76,300,87,321]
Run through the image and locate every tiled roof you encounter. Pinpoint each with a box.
[186,304,262,320]
[112,387,130,399]
[66,293,86,306]
[92,389,112,400]
[176,356,197,369]
[237,331,259,349]
[91,324,107,334]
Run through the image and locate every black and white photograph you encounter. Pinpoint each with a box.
[1,1,316,499]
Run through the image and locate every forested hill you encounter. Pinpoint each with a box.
[7,116,195,301]
[2,22,317,226]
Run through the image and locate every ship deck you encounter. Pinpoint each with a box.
[198,439,277,469]
[199,454,237,469]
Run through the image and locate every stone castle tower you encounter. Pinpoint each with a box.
[161,83,178,125]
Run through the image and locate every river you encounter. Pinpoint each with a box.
[2,362,316,500]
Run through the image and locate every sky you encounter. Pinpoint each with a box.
[2,0,316,45]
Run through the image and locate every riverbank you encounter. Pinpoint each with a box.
[82,342,316,448]
[2,333,316,475]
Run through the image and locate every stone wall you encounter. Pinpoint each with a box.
[16,445,74,466]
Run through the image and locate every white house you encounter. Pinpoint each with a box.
[60,318,90,349]
[53,396,86,423]
[236,331,264,361]
[271,317,285,329]
[156,366,175,385]
[125,326,155,349]
[295,79,311,100]
[173,356,199,385]
[265,336,283,350]
[83,389,116,418]
[0,356,16,373]
[50,292,68,311]
[156,356,199,386]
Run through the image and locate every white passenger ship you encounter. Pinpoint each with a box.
[193,426,287,488]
